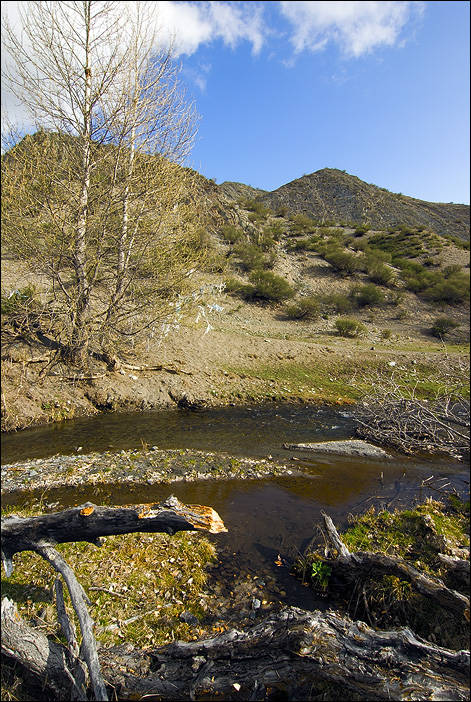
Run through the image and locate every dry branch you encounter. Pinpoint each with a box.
[1,497,227,702]
[321,512,470,618]
[3,600,470,701]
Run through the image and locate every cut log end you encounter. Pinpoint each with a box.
[136,498,228,534]
[187,505,228,534]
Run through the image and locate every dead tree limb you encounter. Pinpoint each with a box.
[1,496,227,573]
[1,497,227,702]
[353,373,470,460]
[3,601,470,701]
[321,512,470,618]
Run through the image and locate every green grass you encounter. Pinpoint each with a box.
[342,499,469,573]
[221,355,466,403]
[1,504,217,650]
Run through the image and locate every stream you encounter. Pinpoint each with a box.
[2,403,468,611]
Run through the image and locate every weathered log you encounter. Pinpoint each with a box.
[1,495,227,574]
[3,600,469,701]
[2,597,83,700]
[321,512,470,618]
[1,497,227,702]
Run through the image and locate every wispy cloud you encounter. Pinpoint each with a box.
[279,1,424,58]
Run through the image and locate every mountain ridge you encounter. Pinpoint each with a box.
[218,168,469,240]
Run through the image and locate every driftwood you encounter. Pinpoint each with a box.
[2,505,470,701]
[1,497,226,702]
[321,512,470,619]
[3,599,470,701]
[354,378,470,460]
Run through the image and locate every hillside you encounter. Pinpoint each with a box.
[1,137,470,432]
[218,181,268,201]
[220,168,469,241]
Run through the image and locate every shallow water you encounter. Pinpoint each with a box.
[2,404,468,609]
[1,403,355,464]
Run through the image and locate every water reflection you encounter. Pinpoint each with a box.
[1,404,355,464]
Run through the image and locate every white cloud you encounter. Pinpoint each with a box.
[279,1,423,58]
[154,2,266,57]
[1,1,267,127]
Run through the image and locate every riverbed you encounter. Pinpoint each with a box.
[2,403,468,612]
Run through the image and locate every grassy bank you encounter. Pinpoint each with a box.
[1,503,217,652]
[220,353,469,404]
[293,495,470,650]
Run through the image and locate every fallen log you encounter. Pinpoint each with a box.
[3,600,470,701]
[1,496,227,573]
[321,512,470,619]
[1,497,227,702]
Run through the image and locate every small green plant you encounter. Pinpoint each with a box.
[380,329,393,340]
[284,296,319,320]
[1,285,37,315]
[350,283,385,308]
[430,317,460,339]
[335,317,367,337]
[310,559,332,591]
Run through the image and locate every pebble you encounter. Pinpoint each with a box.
[179,611,199,627]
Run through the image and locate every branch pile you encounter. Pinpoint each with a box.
[354,375,470,460]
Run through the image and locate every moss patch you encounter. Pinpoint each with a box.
[293,495,470,649]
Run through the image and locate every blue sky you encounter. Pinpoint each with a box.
[2,1,469,204]
[172,1,469,204]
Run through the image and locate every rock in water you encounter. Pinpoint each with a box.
[282,439,391,458]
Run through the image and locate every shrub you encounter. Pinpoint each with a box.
[232,241,265,271]
[245,270,294,302]
[380,329,393,340]
[220,224,243,244]
[335,317,367,337]
[395,307,409,320]
[389,291,405,306]
[368,264,395,286]
[422,272,470,305]
[224,277,245,294]
[430,317,460,339]
[354,225,369,236]
[323,247,361,276]
[275,204,289,217]
[289,213,318,235]
[243,199,270,217]
[262,222,285,243]
[443,264,463,278]
[289,236,319,252]
[284,296,319,320]
[350,283,385,308]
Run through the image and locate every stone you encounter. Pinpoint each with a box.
[282,439,391,458]
[179,611,198,627]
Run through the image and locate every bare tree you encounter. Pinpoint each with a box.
[2,1,204,368]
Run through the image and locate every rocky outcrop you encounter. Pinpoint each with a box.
[258,168,469,240]
[218,181,268,202]
[283,439,391,458]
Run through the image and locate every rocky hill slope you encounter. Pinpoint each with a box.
[220,168,469,241]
